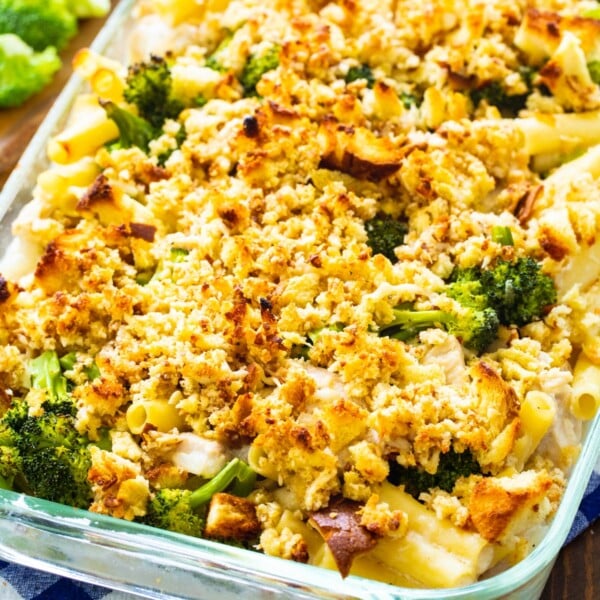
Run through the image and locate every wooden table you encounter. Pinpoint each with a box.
[0,3,598,599]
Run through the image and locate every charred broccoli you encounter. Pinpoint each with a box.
[364,215,409,264]
[388,448,481,498]
[142,458,256,536]
[123,55,185,129]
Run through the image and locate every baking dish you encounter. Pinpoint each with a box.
[1,1,600,598]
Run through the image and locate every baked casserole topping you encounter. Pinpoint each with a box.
[1,0,600,589]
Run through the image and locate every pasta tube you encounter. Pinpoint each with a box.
[126,400,185,434]
[570,353,600,420]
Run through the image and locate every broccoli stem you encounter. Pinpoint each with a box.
[30,351,69,403]
[188,458,256,508]
[382,309,451,341]
[491,226,514,246]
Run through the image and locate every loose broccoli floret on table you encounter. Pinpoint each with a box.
[0,0,77,52]
[65,0,109,18]
[364,215,409,264]
[123,55,185,129]
[239,45,280,96]
[0,34,61,108]
[142,458,256,537]
[388,448,482,499]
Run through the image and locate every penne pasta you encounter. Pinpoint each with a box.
[126,400,186,434]
[570,353,600,420]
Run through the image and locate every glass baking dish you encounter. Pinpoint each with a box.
[1,1,599,598]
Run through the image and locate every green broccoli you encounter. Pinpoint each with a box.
[344,64,375,88]
[364,215,409,264]
[291,323,345,359]
[588,60,600,86]
[379,303,499,355]
[65,0,109,18]
[470,67,535,115]
[239,44,280,96]
[29,349,70,405]
[0,445,22,490]
[123,55,185,129]
[101,100,157,152]
[388,448,481,499]
[0,33,61,108]
[450,257,557,327]
[491,225,514,246]
[0,351,95,507]
[0,398,93,508]
[399,91,419,109]
[470,81,529,115]
[0,0,77,52]
[205,31,234,73]
[142,458,256,536]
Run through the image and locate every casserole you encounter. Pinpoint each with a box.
[1,1,600,598]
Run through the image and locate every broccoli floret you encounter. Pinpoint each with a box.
[65,0,109,18]
[0,445,22,490]
[364,215,408,264]
[205,31,234,73]
[470,68,534,116]
[0,0,77,52]
[144,487,208,537]
[101,100,156,151]
[0,33,61,108]
[20,443,92,507]
[0,405,93,508]
[380,304,499,355]
[239,45,280,96]
[399,91,419,109]
[123,55,185,129]
[29,350,70,404]
[470,81,529,115]
[344,64,375,88]
[588,60,600,85]
[452,257,557,327]
[142,458,256,536]
[292,323,345,359]
[0,351,94,507]
[388,448,481,499]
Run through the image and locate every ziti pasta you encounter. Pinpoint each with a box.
[1,0,600,590]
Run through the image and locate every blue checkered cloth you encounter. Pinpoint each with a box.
[1,460,599,599]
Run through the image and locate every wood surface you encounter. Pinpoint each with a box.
[0,2,598,598]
